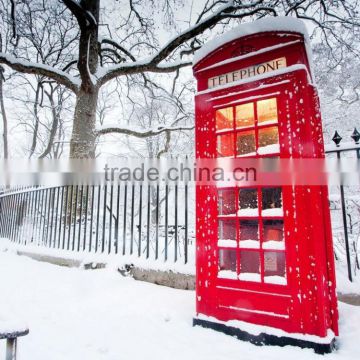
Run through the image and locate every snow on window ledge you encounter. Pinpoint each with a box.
[261,208,283,216]
[236,152,257,158]
[218,270,238,279]
[262,241,285,250]
[257,143,280,155]
[264,276,287,285]
[239,240,260,249]
[216,127,234,134]
[239,273,261,282]
[217,239,237,248]
[237,208,258,216]
[258,119,278,127]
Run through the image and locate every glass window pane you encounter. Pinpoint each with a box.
[216,107,233,131]
[218,249,237,279]
[263,220,284,249]
[262,188,283,216]
[264,251,286,284]
[218,220,237,247]
[258,126,279,155]
[238,188,258,216]
[257,98,278,125]
[239,250,260,281]
[239,220,259,248]
[217,134,234,157]
[236,103,254,129]
[218,189,236,216]
[236,130,256,156]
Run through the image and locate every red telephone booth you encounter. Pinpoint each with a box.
[193,17,338,353]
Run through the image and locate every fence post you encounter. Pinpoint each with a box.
[332,131,352,281]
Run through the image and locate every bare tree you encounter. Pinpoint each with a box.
[39,83,72,158]
[0,0,359,158]
[7,73,73,158]
[313,33,360,143]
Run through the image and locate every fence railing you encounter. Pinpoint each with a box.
[325,128,360,282]
[0,183,195,265]
[1,130,360,276]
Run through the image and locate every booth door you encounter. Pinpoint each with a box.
[215,96,291,324]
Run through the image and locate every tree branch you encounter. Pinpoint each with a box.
[39,85,60,159]
[28,81,43,158]
[150,1,278,64]
[101,48,126,63]
[98,1,277,85]
[157,130,171,158]
[101,38,136,62]
[62,60,78,72]
[98,59,191,86]
[96,124,194,138]
[0,53,79,93]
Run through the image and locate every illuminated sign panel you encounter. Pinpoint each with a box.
[208,57,287,89]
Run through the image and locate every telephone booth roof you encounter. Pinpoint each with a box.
[193,17,314,91]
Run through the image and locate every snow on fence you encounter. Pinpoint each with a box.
[0,183,195,266]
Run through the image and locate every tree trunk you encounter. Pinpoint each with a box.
[0,66,8,159]
[29,81,42,158]
[69,0,100,159]
[70,89,98,159]
[39,87,60,159]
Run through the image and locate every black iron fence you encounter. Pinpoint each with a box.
[325,128,360,282]
[0,183,195,264]
[0,130,360,276]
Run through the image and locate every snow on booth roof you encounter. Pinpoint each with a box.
[193,16,313,76]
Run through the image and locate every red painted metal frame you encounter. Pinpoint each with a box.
[193,30,338,338]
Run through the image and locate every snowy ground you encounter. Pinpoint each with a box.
[1,250,360,360]
[335,264,360,295]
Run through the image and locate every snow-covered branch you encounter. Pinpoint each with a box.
[0,53,80,93]
[98,0,278,85]
[96,124,194,138]
[98,59,192,86]
[149,0,278,65]
[149,1,238,65]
